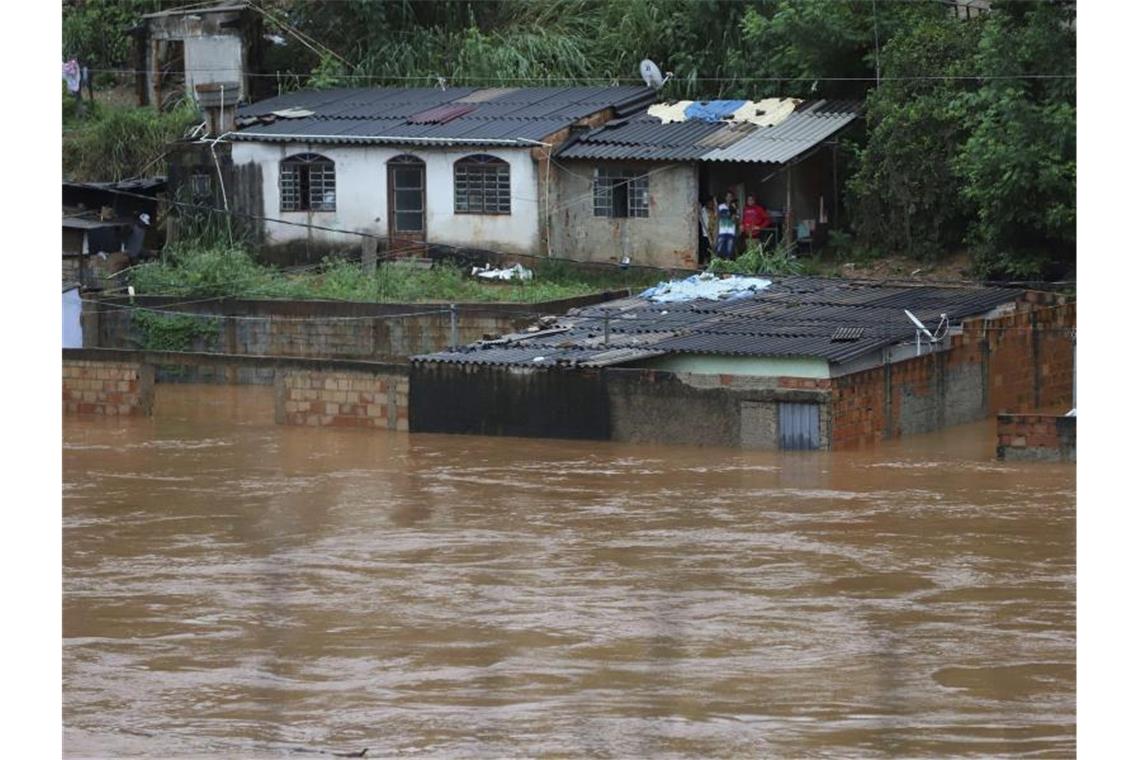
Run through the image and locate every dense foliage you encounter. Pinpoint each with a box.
[62,0,1076,279]
[63,99,199,181]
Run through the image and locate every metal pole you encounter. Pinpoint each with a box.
[449,303,458,347]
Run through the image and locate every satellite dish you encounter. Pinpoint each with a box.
[640,59,665,90]
[904,309,935,341]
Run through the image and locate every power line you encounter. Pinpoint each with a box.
[82,67,1076,83]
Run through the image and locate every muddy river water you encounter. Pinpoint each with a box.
[63,385,1075,758]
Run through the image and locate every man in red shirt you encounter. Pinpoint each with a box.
[741,194,772,245]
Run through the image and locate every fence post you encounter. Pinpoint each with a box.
[449,304,458,347]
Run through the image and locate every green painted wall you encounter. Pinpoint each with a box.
[633,354,831,378]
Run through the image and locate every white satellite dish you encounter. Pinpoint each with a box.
[904,309,935,341]
[903,309,949,356]
[640,59,665,90]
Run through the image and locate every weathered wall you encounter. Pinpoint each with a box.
[409,364,829,449]
[830,300,1076,449]
[63,358,154,416]
[549,160,699,269]
[230,142,541,255]
[83,294,615,363]
[997,414,1076,462]
[276,368,409,430]
[411,363,611,439]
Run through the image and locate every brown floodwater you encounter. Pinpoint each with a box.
[63,385,1075,759]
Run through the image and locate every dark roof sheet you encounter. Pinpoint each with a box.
[232,86,657,146]
[412,276,1023,368]
[558,100,860,164]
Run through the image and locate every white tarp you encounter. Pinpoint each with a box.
[63,286,83,348]
[639,273,772,303]
[471,264,534,282]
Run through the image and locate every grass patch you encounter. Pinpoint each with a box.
[129,244,663,304]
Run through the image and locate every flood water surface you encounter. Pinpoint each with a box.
[64,386,1075,758]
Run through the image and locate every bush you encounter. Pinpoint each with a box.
[63,101,200,181]
[707,241,803,276]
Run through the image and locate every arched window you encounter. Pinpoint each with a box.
[454,154,510,215]
[280,153,335,212]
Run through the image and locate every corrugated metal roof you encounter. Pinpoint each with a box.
[232,86,657,146]
[557,100,860,164]
[412,276,1023,368]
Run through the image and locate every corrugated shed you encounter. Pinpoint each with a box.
[557,100,860,164]
[412,276,1023,368]
[232,86,656,146]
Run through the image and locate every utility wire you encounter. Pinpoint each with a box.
[82,67,1076,82]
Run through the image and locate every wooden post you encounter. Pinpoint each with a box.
[362,236,377,276]
[784,163,794,246]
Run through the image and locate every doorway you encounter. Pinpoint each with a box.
[387,155,426,249]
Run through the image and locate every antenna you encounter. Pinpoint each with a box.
[640,59,665,90]
[903,309,950,356]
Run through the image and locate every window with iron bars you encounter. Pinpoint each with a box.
[593,166,649,218]
[280,153,336,212]
[454,155,511,214]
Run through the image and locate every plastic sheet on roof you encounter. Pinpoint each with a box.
[639,273,772,303]
[684,100,747,122]
[729,98,801,127]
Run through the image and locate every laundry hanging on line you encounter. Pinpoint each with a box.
[63,59,82,93]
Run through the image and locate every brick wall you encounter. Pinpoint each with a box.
[275,369,409,430]
[63,359,154,416]
[997,413,1076,462]
[830,300,1076,449]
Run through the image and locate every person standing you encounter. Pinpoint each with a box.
[741,195,772,247]
[715,202,737,260]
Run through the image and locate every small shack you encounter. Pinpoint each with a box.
[551,99,861,269]
[134,1,264,108]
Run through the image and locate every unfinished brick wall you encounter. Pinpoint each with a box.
[997,413,1076,462]
[275,368,409,430]
[830,300,1076,449]
[63,359,154,416]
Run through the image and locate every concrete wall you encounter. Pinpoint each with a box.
[83,294,617,364]
[231,142,541,255]
[63,358,154,416]
[549,160,699,269]
[409,363,829,449]
[62,349,410,428]
[635,354,830,379]
[276,368,409,430]
[997,414,1075,462]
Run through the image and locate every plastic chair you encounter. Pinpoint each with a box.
[795,221,813,256]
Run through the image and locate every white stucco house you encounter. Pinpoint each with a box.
[221,86,656,257]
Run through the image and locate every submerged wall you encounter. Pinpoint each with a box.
[410,364,830,449]
[63,357,154,416]
[829,300,1076,448]
[997,414,1076,462]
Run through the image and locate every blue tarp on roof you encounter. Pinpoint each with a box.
[684,100,746,122]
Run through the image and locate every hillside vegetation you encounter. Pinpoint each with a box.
[62,0,1075,280]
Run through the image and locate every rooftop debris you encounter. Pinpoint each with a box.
[639,273,772,303]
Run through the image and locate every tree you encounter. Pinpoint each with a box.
[954,0,1076,279]
[846,16,982,259]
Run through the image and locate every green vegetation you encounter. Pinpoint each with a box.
[707,241,804,277]
[132,311,221,352]
[63,99,199,182]
[128,245,660,303]
[62,0,1076,280]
